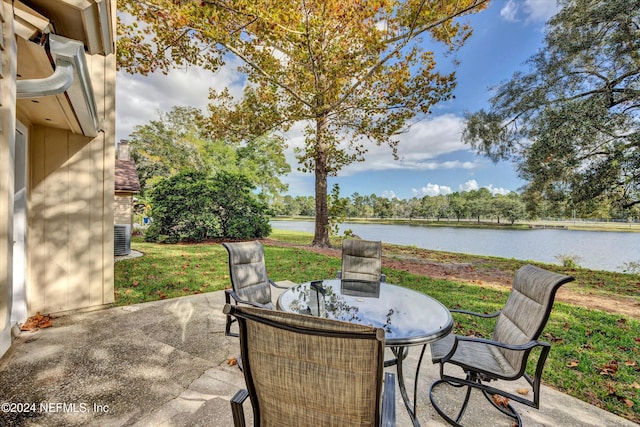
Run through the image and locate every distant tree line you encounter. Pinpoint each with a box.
[270,188,640,224]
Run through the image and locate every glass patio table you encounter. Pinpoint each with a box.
[277,279,453,427]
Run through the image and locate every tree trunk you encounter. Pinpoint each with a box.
[312,115,331,247]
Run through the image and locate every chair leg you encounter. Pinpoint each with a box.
[429,378,472,426]
[225,291,239,337]
[231,389,249,427]
[430,373,525,427]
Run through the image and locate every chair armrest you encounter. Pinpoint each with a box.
[442,334,549,363]
[381,372,396,427]
[231,389,249,427]
[269,279,291,289]
[450,308,501,318]
[454,335,549,352]
[225,289,273,309]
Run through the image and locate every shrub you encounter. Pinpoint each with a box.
[146,170,270,243]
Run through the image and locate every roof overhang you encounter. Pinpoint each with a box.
[15,0,112,137]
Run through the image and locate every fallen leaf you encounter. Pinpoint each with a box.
[516,388,529,396]
[492,394,509,408]
[623,398,634,408]
[599,361,618,377]
[20,312,53,331]
[632,382,640,389]
[227,357,238,366]
[566,360,579,368]
[624,361,637,367]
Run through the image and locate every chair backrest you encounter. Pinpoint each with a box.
[224,304,386,426]
[223,241,273,308]
[492,264,574,373]
[341,239,382,282]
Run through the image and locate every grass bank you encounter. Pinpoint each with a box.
[115,230,640,423]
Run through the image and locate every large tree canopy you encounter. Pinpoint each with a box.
[128,106,290,197]
[463,0,640,215]
[118,0,488,246]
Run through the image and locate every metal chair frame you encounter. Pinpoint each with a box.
[429,265,574,426]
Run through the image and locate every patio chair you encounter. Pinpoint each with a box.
[224,304,396,426]
[222,241,289,337]
[338,239,386,282]
[429,264,574,426]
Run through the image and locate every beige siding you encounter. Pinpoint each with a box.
[115,193,133,225]
[26,51,115,315]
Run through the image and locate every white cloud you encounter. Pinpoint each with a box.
[523,0,561,23]
[499,0,560,24]
[339,114,481,174]
[459,179,479,192]
[412,184,453,197]
[116,61,246,143]
[457,179,513,195]
[500,0,519,22]
[487,185,512,195]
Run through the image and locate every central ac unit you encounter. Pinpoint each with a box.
[114,224,131,256]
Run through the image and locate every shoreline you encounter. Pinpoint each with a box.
[271,216,640,233]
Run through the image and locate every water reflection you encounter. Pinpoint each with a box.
[341,279,381,298]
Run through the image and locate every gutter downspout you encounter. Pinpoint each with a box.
[15,34,99,137]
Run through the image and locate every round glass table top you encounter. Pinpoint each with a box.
[277,279,453,346]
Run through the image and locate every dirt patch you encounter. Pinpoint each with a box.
[263,239,640,320]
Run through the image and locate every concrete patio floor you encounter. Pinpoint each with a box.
[0,288,637,427]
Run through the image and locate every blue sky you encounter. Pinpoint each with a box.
[116,0,561,200]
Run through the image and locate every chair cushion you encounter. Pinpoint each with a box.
[342,240,382,282]
[431,334,518,379]
[224,241,272,306]
[492,265,573,372]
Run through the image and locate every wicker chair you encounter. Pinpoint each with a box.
[222,241,289,337]
[224,304,396,426]
[429,264,574,426]
[338,239,386,282]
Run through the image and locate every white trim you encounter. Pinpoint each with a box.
[11,121,28,326]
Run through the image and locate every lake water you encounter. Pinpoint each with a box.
[270,220,640,272]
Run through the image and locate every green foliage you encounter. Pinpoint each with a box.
[327,184,350,237]
[555,253,582,269]
[146,170,270,242]
[128,106,290,198]
[463,0,640,213]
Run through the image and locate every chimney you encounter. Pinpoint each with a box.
[118,140,131,160]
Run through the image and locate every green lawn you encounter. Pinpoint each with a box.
[115,230,640,423]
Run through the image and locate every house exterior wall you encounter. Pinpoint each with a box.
[115,193,134,226]
[0,1,18,357]
[26,53,115,315]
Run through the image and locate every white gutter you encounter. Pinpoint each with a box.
[16,34,99,137]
